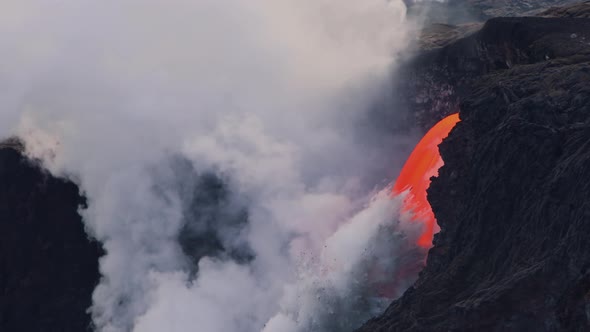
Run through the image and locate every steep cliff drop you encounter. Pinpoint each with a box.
[393,113,460,247]
[359,8,590,331]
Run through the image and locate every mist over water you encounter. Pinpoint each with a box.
[0,1,429,331]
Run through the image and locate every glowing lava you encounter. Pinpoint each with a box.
[393,113,460,247]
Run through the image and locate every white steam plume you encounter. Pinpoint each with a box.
[0,1,427,331]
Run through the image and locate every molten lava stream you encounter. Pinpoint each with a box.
[393,113,460,248]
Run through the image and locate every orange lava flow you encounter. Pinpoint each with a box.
[393,113,460,248]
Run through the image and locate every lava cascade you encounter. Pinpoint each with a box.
[393,113,460,247]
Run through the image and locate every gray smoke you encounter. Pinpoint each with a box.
[0,1,430,331]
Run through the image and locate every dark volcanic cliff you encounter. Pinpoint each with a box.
[405,13,590,129]
[407,0,584,24]
[359,7,590,332]
[0,140,101,332]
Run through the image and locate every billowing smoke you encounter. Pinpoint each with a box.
[0,1,428,331]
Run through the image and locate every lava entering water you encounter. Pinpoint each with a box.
[393,113,460,247]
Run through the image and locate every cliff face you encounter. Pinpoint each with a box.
[407,0,584,24]
[359,8,590,332]
[461,0,583,18]
[0,141,101,331]
[540,1,590,18]
[404,14,590,129]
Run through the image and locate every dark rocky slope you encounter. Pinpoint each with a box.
[0,140,102,331]
[540,1,590,18]
[359,8,590,332]
[404,13,590,129]
[459,0,582,18]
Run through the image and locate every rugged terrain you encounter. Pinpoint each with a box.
[407,0,585,24]
[359,3,590,332]
[411,1,590,56]
[403,6,590,129]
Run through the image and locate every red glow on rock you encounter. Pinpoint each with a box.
[393,113,460,248]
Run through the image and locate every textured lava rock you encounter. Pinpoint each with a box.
[540,1,590,18]
[463,0,582,18]
[407,0,584,24]
[358,10,590,332]
[402,14,590,129]
[0,139,102,332]
[418,23,484,51]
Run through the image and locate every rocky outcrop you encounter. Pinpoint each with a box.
[464,0,583,18]
[412,1,590,62]
[417,23,483,51]
[358,8,590,332]
[540,1,590,18]
[0,140,102,332]
[407,0,584,24]
[402,14,590,129]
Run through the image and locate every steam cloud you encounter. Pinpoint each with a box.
[0,1,429,331]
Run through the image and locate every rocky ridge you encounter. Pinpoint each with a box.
[359,3,590,331]
[1,2,590,332]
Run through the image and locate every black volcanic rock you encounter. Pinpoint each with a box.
[402,14,590,129]
[462,0,582,18]
[0,140,102,332]
[407,0,584,24]
[540,1,590,18]
[358,10,590,332]
[417,23,484,51]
